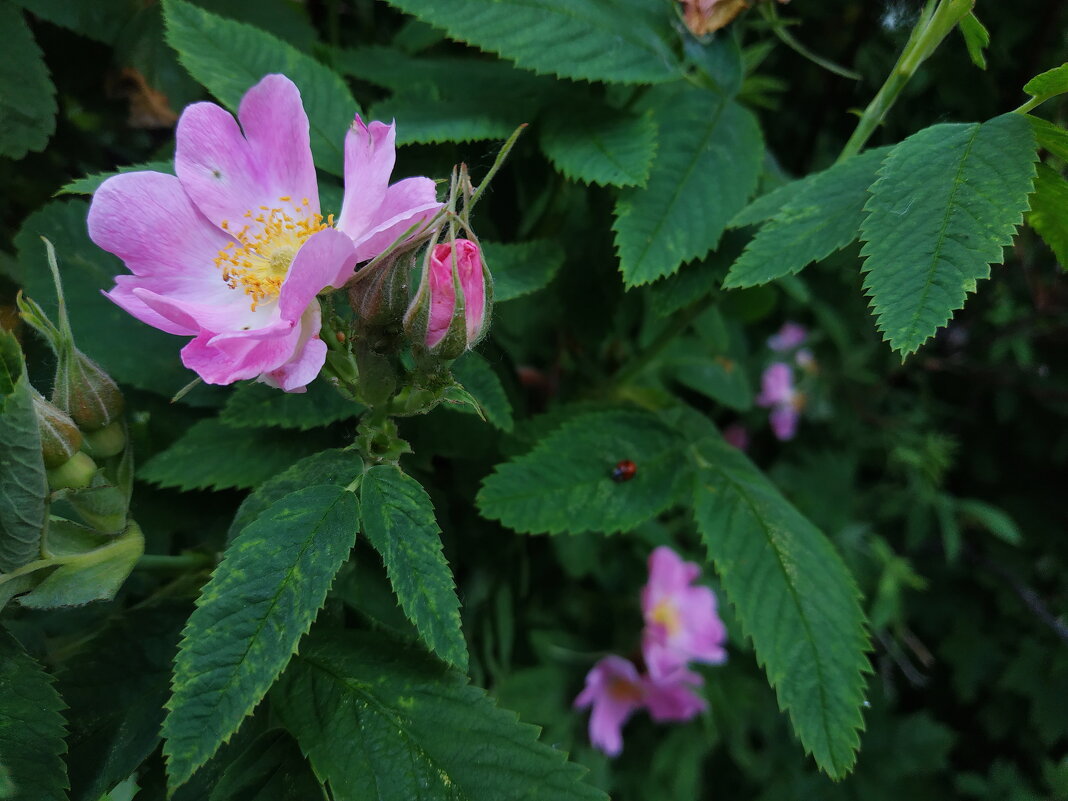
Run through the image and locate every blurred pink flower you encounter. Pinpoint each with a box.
[574,656,707,757]
[756,362,803,440]
[767,321,807,352]
[641,546,727,680]
[722,422,749,451]
[88,74,439,391]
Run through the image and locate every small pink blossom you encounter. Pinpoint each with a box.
[756,362,803,441]
[767,321,807,352]
[574,656,706,757]
[641,546,727,680]
[722,422,749,451]
[795,347,817,373]
[406,238,489,355]
[88,74,439,392]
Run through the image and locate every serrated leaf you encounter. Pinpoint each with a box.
[482,239,565,302]
[209,729,325,801]
[16,199,194,394]
[18,523,144,609]
[614,88,762,287]
[162,0,357,176]
[56,161,175,196]
[0,329,47,573]
[540,105,657,187]
[956,498,1022,545]
[11,0,138,43]
[229,448,364,541]
[1023,62,1068,104]
[59,603,187,801]
[370,88,523,145]
[729,176,811,229]
[684,419,869,779]
[359,466,466,669]
[163,484,359,790]
[724,147,890,288]
[478,409,689,534]
[1027,163,1068,267]
[451,352,513,432]
[0,2,58,159]
[273,630,607,801]
[381,0,681,85]
[958,12,989,70]
[140,418,333,492]
[1029,114,1068,162]
[0,631,68,801]
[860,114,1037,356]
[221,379,362,431]
[667,347,752,410]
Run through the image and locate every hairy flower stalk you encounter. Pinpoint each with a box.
[87,74,440,392]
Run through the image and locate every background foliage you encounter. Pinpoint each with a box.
[0,0,1066,799]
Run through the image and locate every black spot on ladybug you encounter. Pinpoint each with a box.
[611,459,637,483]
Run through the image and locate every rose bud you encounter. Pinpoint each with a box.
[31,390,82,468]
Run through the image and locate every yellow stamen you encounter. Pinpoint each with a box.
[650,599,682,637]
[607,678,643,704]
[213,206,330,311]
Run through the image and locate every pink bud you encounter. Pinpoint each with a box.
[407,238,491,358]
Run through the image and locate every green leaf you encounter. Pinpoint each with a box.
[381,0,681,85]
[209,729,325,801]
[614,88,763,287]
[958,12,989,70]
[1027,163,1068,267]
[539,105,657,187]
[667,347,752,411]
[483,239,565,302]
[228,448,364,542]
[0,2,57,159]
[860,114,1037,356]
[956,498,1023,545]
[1023,62,1068,105]
[370,88,523,145]
[60,603,187,801]
[1029,114,1068,162]
[729,176,810,228]
[56,160,175,196]
[0,632,68,801]
[0,329,47,573]
[451,352,513,432]
[140,418,333,492]
[360,466,467,669]
[273,631,607,801]
[221,379,362,431]
[16,199,195,394]
[162,0,357,176]
[685,421,869,778]
[724,147,889,288]
[478,409,690,534]
[17,522,144,609]
[11,0,138,43]
[163,484,359,790]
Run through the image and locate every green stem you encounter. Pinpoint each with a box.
[467,124,528,214]
[135,552,212,572]
[610,296,712,390]
[837,0,974,163]
[762,3,861,81]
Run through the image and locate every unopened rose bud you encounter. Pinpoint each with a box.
[404,239,491,360]
[52,346,124,432]
[82,420,126,459]
[32,391,83,468]
[46,451,97,491]
[349,252,413,334]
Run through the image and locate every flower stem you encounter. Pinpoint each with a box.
[467,124,528,214]
[836,0,974,164]
[761,3,861,81]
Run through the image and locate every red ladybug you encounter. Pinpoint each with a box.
[611,459,637,483]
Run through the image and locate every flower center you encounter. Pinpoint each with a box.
[607,677,643,704]
[214,197,333,310]
[650,599,682,637]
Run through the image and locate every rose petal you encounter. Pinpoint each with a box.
[278,228,358,321]
[336,116,398,241]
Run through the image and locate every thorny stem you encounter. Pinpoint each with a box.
[837,0,974,163]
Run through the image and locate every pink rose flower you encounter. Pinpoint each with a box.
[767,321,807,352]
[88,74,439,392]
[641,546,727,680]
[574,655,706,757]
[405,238,489,357]
[756,362,803,441]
